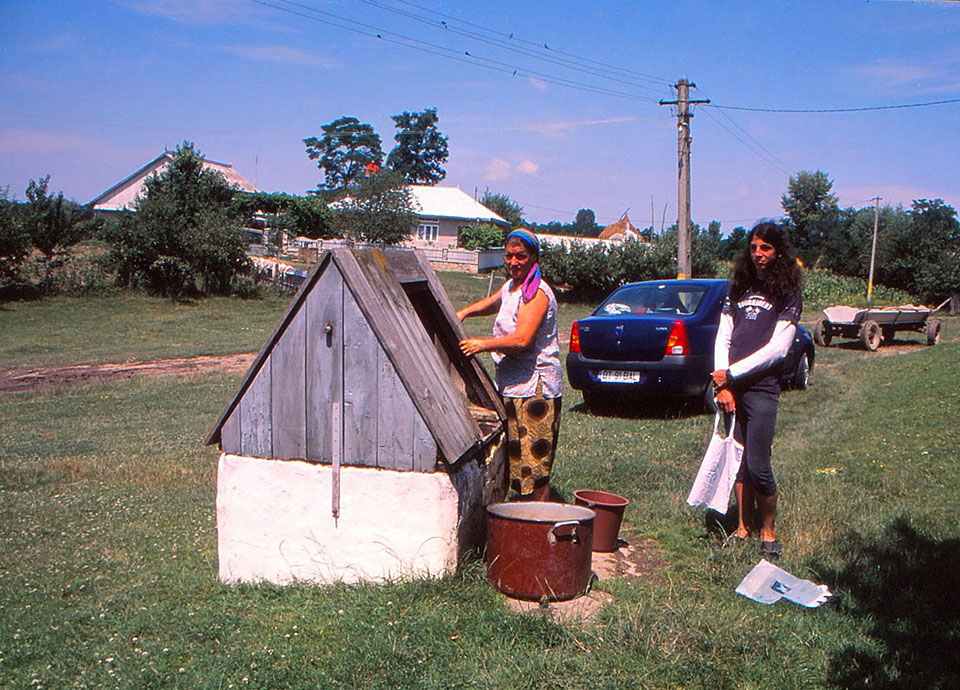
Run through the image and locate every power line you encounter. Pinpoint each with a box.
[386,0,674,86]
[707,97,960,114]
[251,0,662,103]
[507,198,627,224]
[349,0,672,94]
[699,108,793,177]
[693,86,794,176]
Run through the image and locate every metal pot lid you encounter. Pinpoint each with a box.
[487,501,596,522]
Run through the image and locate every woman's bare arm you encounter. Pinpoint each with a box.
[460,291,549,357]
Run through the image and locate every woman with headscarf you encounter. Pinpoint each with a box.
[712,221,804,559]
[458,229,562,500]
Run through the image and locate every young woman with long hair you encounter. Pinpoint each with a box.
[712,221,804,558]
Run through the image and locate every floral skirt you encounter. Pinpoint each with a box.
[503,382,562,495]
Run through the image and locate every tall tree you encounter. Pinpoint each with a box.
[781,169,840,264]
[480,191,524,228]
[386,107,449,185]
[722,226,748,261]
[700,219,724,258]
[881,199,960,303]
[23,176,93,294]
[330,169,417,245]
[304,116,383,191]
[572,208,599,237]
[104,142,248,297]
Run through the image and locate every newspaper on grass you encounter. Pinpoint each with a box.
[736,559,832,608]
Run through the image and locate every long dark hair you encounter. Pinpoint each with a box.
[730,221,804,300]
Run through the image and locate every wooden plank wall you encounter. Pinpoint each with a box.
[220,260,438,472]
[342,285,379,467]
[305,266,343,463]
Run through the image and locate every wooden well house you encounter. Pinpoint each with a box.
[205,247,507,585]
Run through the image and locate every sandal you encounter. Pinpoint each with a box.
[722,533,748,548]
[761,540,782,559]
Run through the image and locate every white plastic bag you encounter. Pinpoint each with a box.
[686,412,743,514]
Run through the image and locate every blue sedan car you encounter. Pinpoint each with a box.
[566,279,814,411]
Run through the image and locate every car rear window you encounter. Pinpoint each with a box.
[598,284,707,316]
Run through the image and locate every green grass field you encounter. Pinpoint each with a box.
[1,272,957,688]
[0,293,291,370]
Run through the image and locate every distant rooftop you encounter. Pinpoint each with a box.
[408,185,509,225]
[89,150,257,212]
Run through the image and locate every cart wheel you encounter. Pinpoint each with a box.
[926,320,942,346]
[859,320,881,351]
[814,317,832,347]
[881,326,896,344]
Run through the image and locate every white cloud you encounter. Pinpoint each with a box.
[117,0,284,29]
[218,44,338,68]
[119,0,241,23]
[527,76,548,91]
[851,57,960,95]
[516,159,540,175]
[484,157,541,181]
[525,116,650,139]
[484,157,513,181]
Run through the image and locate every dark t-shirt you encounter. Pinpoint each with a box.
[722,281,802,392]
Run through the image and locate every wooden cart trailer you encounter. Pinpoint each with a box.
[813,305,942,351]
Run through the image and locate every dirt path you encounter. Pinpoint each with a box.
[0,329,937,396]
[0,353,256,394]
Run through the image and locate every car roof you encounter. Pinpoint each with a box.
[615,278,728,289]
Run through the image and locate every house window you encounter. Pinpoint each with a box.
[417,222,440,243]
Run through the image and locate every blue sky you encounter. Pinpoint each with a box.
[2,0,958,230]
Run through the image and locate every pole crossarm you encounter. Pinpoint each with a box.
[658,98,711,106]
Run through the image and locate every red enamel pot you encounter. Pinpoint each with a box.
[485,502,595,601]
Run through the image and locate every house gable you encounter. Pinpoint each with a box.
[88,151,257,213]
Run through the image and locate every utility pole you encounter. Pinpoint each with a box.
[867,196,882,304]
[661,79,709,278]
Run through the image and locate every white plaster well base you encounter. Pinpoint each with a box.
[216,453,485,585]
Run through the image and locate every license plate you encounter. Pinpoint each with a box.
[598,370,641,384]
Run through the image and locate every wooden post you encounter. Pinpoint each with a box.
[867,196,881,305]
[660,80,709,278]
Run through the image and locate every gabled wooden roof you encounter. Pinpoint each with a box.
[204,246,504,465]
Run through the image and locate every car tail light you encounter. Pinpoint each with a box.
[569,321,581,353]
[665,320,689,356]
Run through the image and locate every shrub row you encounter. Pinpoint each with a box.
[539,235,719,301]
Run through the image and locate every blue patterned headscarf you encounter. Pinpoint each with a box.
[505,229,541,302]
